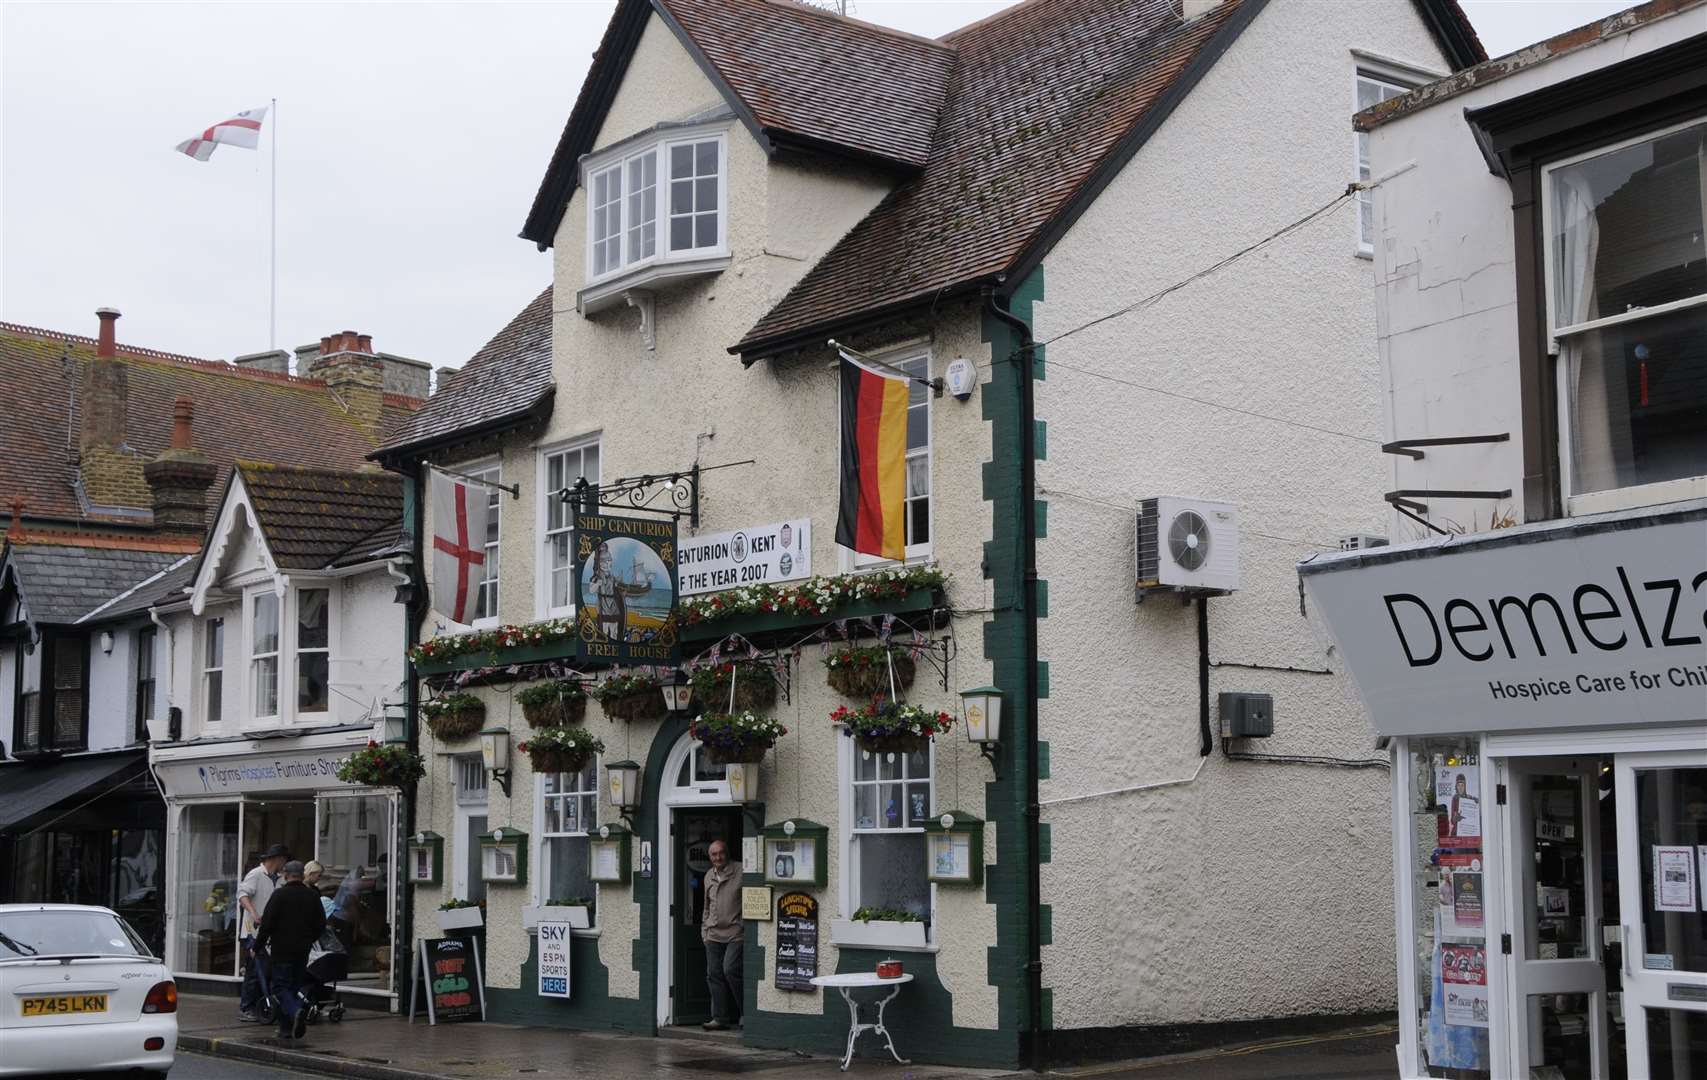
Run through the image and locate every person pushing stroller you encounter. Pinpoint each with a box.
[253,860,326,1040]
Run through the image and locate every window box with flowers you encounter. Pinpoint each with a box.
[421,693,485,741]
[517,680,588,728]
[832,907,929,950]
[823,645,916,698]
[594,673,664,722]
[518,726,605,775]
[336,742,426,788]
[688,660,778,712]
[690,710,788,764]
[437,897,485,931]
[833,701,953,755]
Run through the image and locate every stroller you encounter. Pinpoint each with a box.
[300,916,351,1024]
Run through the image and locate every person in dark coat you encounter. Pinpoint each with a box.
[254,860,326,1040]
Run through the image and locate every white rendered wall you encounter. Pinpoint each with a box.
[1030,0,1448,1030]
[1366,7,1705,532]
[0,643,15,748]
[86,625,137,751]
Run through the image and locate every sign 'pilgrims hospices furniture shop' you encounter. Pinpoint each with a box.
[573,511,680,665]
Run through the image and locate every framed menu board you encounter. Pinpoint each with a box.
[774,892,819,992]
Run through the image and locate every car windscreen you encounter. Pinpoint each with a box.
[0,910,152,960]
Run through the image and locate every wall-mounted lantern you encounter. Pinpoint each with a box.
[725,761,760,804]
[406,831,443,886]
[480,726,512,797]
[662,668,693,714]
[605,759,642,826]
[960,685,1003,774]
[381,701,409,745]
[479,827,527,885]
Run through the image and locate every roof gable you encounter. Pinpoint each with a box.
[237,462,404,572]
[190,472,277,615]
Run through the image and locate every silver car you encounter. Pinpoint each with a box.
[0,904,176,1076]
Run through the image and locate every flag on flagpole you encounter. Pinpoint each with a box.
[174,105,269,162]
[835,352,910,562]
[431,469,490,626]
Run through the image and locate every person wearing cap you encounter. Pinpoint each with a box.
[254,860,326,1040]
[236,843,290,1021]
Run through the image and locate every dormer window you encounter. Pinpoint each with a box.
[579,124,730,313]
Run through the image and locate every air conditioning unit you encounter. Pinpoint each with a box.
[1339,534,1389,551]
[1135,496,1240,600]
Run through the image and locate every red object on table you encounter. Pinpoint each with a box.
[876,959,903,979]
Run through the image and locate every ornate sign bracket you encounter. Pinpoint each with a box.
[557,459,755,529]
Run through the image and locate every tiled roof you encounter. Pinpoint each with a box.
[2,540,185,624]
[657,0,955,169]
[0,322,422,528]
[237,461,405,571]
[79,555,198,623]
[374,288,555,459]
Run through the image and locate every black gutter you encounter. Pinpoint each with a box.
[984,288,1043,1072]
[397,463,428,1009]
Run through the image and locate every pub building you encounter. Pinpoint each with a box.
[375,0,1488,1069]
[146,460,414,1004]
[1301,4,1707,1077]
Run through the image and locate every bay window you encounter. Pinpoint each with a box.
[843,741,935,931]
[203,616,224,728]
[1356,72,1413,254]
[296,588,329,714]
[250,592,280,719]
[538,761,598,916]
[582,129,726,288]
[540,439,600,616]
[1547,118,1707,509]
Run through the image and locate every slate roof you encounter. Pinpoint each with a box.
[236,461,405,571]
[3,540,187,624]
[78,555,198,623]
[373,288,555,460]
[0,321,423,528]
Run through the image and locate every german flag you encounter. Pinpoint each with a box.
[836,355,909,561]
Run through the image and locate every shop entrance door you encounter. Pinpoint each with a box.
[1503,757,1613,1079]
[669,807,743,1026]
[1613,751,1707,1080]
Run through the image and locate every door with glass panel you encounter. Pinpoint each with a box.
[314,793,396,989]
[1614,752,1707,1080]
[1505,758,1612,1079]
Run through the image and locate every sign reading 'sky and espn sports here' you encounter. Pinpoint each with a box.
[678,520,811,597]
[574,512,679,665]
[1301,515,1707,736]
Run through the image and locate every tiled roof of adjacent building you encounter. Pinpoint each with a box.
[2,540,189,624]
[373,287,555,460]
[0,321,423,529]
[519,0,1485,362]
[236,461,406,571]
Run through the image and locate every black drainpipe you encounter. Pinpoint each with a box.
[1197,598,1213,756]
[985,287,1044,1071]
[399,462,428,1007]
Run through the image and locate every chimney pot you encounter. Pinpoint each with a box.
[170,396,195,450]
[96,308,121,357]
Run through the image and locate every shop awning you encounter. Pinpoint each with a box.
[0,750,149,833]
[1298,500,1707,738]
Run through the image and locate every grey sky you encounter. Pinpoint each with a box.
[0,0,1635,373]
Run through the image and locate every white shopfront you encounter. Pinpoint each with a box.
[1302,504,1707,1080]
[153,732,400,1001]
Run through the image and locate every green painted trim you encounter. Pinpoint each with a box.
[1039,904,1053,947]
[1036,660,1050,700]
[683,590,940,643]
[1034,419,1048,460]
[1041,987,1055,1031]
[1034,499,1049,540]
[1037,741,1051,781]
[1035,579,1049,619]
[1039,822,1052,864]
[486,930,648,1033]
[415,639,575,675]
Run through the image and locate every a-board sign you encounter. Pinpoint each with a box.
[411,937,485,1024]
[774,892,819,992]
[538,922,571,999]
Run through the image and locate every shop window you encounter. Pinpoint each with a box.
[846,743,933,924]
[1548,119,1707,508]
[316,794,394,990]
[134,627,156,742]
[295,588,330,715]
[202,616,225,728]
[540,439,600,616]
[848,352,932,568]
[175,802,240,976]
[539,760,598,914]
[250,591,280,719]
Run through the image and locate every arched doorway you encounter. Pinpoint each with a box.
[653,732,744,1029]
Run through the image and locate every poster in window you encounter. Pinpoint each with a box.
[1453,872,1484,929]
[1441,943,1489,1028]
[1435,766,1480,844]
[1653,845,1697,913]
[573,512,679,665]
[931,833,971,881]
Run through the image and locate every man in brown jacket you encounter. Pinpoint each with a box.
[701,839,742,1030]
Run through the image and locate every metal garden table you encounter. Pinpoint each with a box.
[809,972,914,1071]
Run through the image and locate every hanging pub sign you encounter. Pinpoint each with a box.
[574,512,680,665]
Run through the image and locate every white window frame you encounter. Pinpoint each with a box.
[246,587,282,723]
[842,346,934,571]
[581,127,729,287]
[461,458,502,629]
[835,735,938,950]
[1353,68,1415,258]
[202,614,226,731]
[536,435,602,619]
[293,584,333,721]
[533,761,601,926]
[452,755,488,902]
[1539,114,1707,516]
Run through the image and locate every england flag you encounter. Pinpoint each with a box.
[174,105,268,162]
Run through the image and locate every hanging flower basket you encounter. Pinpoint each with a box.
[691,711,787,765]
[517,680,589,729]
[336,741,427,788]
[833,702,954,756]
[594,673,666,723]
[689,661,778,712]
[823,646,915,698]
[518,726,605,776]
[421,693,485,740]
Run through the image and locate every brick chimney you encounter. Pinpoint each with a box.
[308,330,386,436]
[143,397,218,536]
[82,308,128,450]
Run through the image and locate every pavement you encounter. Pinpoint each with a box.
[175,993,1401,1080]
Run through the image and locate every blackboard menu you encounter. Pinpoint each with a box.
[419,937,484,1023]
[774,892,818,992]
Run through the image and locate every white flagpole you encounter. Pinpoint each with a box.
[269,96,277,351]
